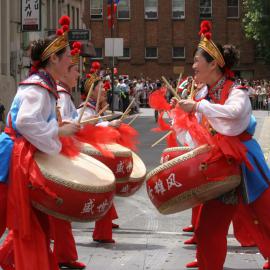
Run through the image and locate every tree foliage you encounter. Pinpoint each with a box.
[242,0,270,63]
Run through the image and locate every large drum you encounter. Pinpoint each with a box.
[116,151,147,197]
[81,143,134,195]
[161,146,192,164]
[146,144,241,215]
[31,152,115,222]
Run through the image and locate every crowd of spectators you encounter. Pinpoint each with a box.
[102,72,270,113]
[243,79,270,111]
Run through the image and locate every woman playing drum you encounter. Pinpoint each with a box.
[0,16,79,270]
[48,41,85,270]
[171,20,270,270]
[78,64,121,243]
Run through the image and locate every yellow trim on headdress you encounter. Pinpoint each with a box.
[84,73,101,93]
[198,35,225,68]
[198,21,225,68]
[41,32,69,62]
[41,15,70,62]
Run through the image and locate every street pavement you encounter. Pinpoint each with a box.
[1,109,270,270]
[72,109,270,270]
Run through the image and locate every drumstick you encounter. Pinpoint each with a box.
[162,76,181,101]
[95,84,102,113]
[80,114,113,125]
[121,109,132,121]
[97,104,109,116]
[77,83,94,124]
[189,79,195,99]
[128,114,139,125]
[120,98,135,121]
[56,106,63,125]
[176,72,183,90]
[151,130,173,148]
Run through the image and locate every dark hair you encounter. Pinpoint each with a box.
[196,44,239,73]
[31,35,67,68]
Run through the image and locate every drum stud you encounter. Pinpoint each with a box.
[56,197,64,206]
[227,158,234,165]
[199,162,208,171]
[28,183,35,190]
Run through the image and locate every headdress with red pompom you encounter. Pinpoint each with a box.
[84,61,102,93]
[198,20,225,68]
[71,41,81,65]
[41,15,71,62]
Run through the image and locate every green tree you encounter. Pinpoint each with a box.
[242,0,270,63]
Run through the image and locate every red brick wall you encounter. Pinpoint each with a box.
[83,0,270,79]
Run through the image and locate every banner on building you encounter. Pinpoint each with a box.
[21,0,41,31]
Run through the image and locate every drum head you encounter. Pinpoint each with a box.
[130,151,146,181]
[82,143,132,157]
[34,152,115,191]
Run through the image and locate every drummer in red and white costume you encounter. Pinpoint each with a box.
[48,41,85,270]
[78,64,121,243]
[0,16,79,270]
[171,20,270,270]
[56,43,80,123]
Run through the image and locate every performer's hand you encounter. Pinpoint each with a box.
[178,100,197,113]
[170,97,179,108]
[109,119,121,128]
[58,123,80,136]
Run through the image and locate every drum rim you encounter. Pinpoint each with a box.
[162,146,192,154]
[129,151,147,181]
[146,144,211,181]
[32,201,109,222]
[39,168,116,193]
[156,174,241,214]
[82,143,132,157]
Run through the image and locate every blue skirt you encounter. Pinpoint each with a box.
[0,132,14,183]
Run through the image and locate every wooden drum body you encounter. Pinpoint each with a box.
[146,144,241,215]
[32,152,115,222]
[82,143,133,181]
[116,151,147,197]
[161,146,192,164]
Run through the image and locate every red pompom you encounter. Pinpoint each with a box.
[90,68,96,74]
[200,20,212,31]
[62,25,69,32]
[73,41,81,49]
[86,74,91,78]
[92,61,101,70]
[59,15,70,26]
[199,20,212,39]
[56,28,63,36]
[205,32,212,40]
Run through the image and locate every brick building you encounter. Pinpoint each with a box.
[83,0,270,80]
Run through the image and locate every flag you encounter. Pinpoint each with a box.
[107,0,120,28]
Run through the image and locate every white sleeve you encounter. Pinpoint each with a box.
[16,86,61,155]
[58,92,72,121]
[96,121,109,127]
[197,89,251,119]
[77,106,96,122]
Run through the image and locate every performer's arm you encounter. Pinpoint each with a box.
[197,89,251,119]
[15,86,61,155]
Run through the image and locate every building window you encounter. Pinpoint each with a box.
[145,0,158,19]
[172,0,185,19]
[117,0,130,19]
[90,0,103,20]
[172,47,185,59]
[145,47,158,59]
[119,48,131,59]
[200,0,212,18]
[93,48,103,59]
[76,8,80,28]
[227,0,239,18]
